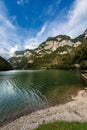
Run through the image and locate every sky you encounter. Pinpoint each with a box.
[0,0,87,58]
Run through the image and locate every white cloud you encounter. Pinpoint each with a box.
[9,45,21,57]
[24,0,87,51]
[56,0,61,5]
[24,38,39,49]
[10,16,17,23]
[17,1,21,5]
[0,0,87,58]
[66,0,87,37]
[9,0,87,54]
[36,23,47,37]
[0,48,8,57]
[42,0,61,17]
[0,1,23,58]
[17,0,29,5]
[24,24,47,50]
[44,0,87,38]
[68,0,87,26]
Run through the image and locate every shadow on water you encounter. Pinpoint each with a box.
[0,70,86,125]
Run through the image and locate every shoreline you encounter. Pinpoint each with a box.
[0,87,82,128]
[0,89,87,130]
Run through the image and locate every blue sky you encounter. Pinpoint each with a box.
[0,0,87,58]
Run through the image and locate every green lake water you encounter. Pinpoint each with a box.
[0,70,85,124]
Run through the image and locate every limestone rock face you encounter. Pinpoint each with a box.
[8,30,87,69]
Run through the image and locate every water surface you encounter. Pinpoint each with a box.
[0,70,85,123]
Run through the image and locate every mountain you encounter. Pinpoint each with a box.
[0,56,13,71]
[8,30,87,70]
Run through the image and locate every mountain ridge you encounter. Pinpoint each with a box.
[8,30,87,69]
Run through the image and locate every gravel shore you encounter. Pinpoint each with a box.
[0,89,87,130]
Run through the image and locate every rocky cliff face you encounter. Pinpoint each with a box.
[8,30,87,69]
[0,56,13,71]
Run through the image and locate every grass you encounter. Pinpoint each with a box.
[34,121,87,130]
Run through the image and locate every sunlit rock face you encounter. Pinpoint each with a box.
[73,41,81,47]
[8,30,86,69]
[39,40,73,51]
[0,56,13,71]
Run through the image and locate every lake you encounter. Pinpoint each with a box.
[0,70,85,124]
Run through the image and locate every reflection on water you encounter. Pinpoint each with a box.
[0,70,85,123]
